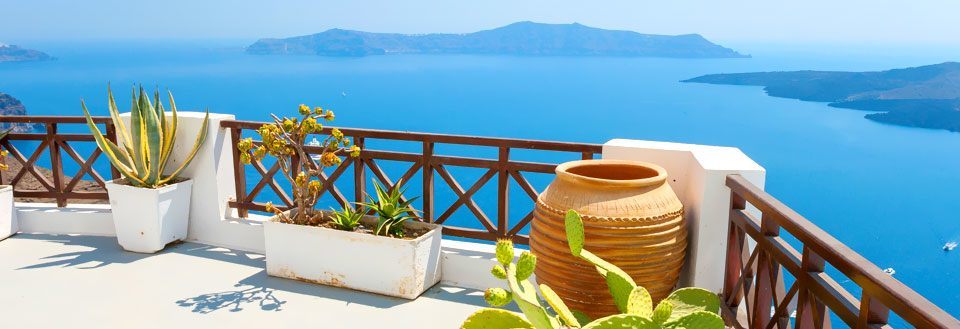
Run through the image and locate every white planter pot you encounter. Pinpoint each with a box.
[105,179,193,253]
[264,211,442,299]
[0,186,16,241]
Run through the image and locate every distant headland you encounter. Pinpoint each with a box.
[0,44,53,62]
[246,21,748,58]
[0,93,40,132]
[683,62,960,132]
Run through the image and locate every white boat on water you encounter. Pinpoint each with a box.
[307,137,323,161]
[944,241,958,252]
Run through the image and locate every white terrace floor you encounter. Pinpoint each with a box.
[0,234,489,328]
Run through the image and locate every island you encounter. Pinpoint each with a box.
[247,21,748,58]
[0,93,41,132]
[683,62,960,132]
[0,44,53,62]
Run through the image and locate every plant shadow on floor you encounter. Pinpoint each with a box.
[177,269,492,314]
[176,281,286,314]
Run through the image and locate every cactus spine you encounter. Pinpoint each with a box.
[460,210,725,329]
[81,86,209,188]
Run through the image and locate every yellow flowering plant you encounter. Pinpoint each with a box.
[0,128,10,171]
[237,104,361,225]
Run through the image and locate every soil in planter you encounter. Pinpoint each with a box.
[290,211,432,240]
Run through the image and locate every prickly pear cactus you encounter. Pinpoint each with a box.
[661,288,720,323]
[485,287,512,307]
[496,239,515,265]
[516,252,537,281]
[651,301,673,324]
[565,210,639,313]
[581,314,659,329]
[662,311,724,329]
[461,309,533,329]
[540,284,580,327]
[460,210,726,329]
[626,286,654,317]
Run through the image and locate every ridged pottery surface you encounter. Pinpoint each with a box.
[530,159,686,318]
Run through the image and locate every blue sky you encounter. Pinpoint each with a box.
[1,0,957,45]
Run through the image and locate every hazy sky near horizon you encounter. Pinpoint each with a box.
[2,0,958,45]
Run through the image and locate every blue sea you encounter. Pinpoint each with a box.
[1,40,959,321]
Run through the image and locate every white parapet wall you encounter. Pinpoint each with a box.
[5,114,765,294]
[602,139,766,293]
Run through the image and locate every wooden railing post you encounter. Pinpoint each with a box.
[857,294,890,327]
[229,127,248,218]
[46,123,66,207]
[723,191,747,307]
[497,147,510,237]
[796,246,830,329]
[104,122,120,180]
[422,141,434,222]
[353,137,365,206]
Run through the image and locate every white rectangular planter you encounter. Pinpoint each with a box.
[0,186,16,241]
[105,179,193,253]
[264,213,442,299]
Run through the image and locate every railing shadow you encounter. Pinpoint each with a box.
[14,234,151,269]
[14,233,264,269]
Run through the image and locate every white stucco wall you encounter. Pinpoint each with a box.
[602,139,766,293]
[5,114,767,293]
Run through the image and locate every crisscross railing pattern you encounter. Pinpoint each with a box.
[722,174,959,328]
[0,116,119,207]
[222,120,602,243]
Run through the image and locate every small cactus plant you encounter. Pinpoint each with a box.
[460,210,724,329]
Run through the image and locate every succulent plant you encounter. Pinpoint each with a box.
[328,205,364,231]
[460,210,724,329]
[81,86,209,188]
[358,179,420,237]
[238,104,358,225]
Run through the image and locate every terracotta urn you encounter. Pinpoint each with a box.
[530,159,686,318]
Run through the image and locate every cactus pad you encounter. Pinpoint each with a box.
[564,210,585,257]
[652,301,673,324]
[540,284,579,328]
[662,288,721,322]
[581,314,659,329]
[460,309,533,329]
[484,288,512,307]
[496,239,515,266]
[516,252,537,281]
[662,311,724,329]
[626,286,653,317]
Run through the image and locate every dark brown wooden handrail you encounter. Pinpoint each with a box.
[221,119,602,243]
[723,174,959,328]
[221,119,603,153]
[0,116,117,207]
[0,115,112,124]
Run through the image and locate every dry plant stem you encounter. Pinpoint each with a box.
[265,113,346,225]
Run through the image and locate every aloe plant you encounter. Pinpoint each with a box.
[358,179,420,237]
[81,86,209,188]
[328,205,364,231]
[460,210,724,329]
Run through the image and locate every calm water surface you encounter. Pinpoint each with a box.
[1,40,959,320]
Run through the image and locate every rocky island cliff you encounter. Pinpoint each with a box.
[684,62,960,132]
[0,44,53,62]
[0,93,41,132]
[247,21,747,58]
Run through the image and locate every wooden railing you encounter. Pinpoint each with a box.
[0,116,119,207]
[722,174,959,328]
[221,120,602,243]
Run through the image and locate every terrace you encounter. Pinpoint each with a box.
[0,114,956,328]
